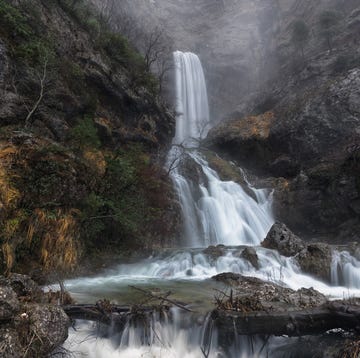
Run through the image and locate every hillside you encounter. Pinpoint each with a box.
[0,0,180,280]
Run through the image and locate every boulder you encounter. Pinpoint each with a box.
[22,304,70,356]
[262,222,306,257]
[0,286,19,321]
[240,247,259,270]
[296,243,333,283]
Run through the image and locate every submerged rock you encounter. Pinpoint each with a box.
[262,222,306,257]
[203,245,226,260]
[239,247,259,270]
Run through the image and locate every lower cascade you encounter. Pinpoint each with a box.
[64,52,360,357]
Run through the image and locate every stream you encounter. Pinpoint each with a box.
[63,52,360,357]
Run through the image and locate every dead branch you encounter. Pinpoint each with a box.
[129,285,194,312]
[24,57,48,128]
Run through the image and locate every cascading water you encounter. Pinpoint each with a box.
[169,51,274,247]
[64,51,360,357]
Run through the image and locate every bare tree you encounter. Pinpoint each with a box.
[24,56,49,128]
[98,0,116,27]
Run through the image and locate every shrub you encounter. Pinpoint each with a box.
[0,0,32,39]
[69,116,101,150]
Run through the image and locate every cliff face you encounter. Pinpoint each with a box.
[0,0,181,279]
[206,1,360,240]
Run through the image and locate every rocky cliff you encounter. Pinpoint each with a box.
[0,0,181,279]
[206,1,360,240]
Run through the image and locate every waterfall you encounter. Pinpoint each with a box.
[64,51,360,357]
[169,51,274,247]
[173,51,210,146]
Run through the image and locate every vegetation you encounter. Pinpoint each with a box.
[0,0,174,277]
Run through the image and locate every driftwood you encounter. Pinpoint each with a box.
[213,301,360,337]
[128,285,194,312]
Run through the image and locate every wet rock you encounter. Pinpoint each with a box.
[212,273,327,311]
[297,243,333,283]
[203,245,226,260]
[0,286,19,321]
[212,272,265,287]
[178,153,208,186]
[262,222,306,257]
[240,247,259,270]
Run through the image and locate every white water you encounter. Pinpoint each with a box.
[173,51,210,146]
[169,51,273,247]
[331,250,360,288]
[65,51,360,357]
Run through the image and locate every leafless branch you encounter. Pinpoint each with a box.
[24,57,48,129]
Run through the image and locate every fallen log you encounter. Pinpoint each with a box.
[213,301,360,337]
[62,302,163,328]
[62,301,360,337]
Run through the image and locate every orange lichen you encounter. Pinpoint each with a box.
[83,149,106,176]
[227,111,275,139]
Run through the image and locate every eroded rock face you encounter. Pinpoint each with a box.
[262,222,306,257]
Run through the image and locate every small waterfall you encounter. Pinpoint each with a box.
[331,250,360,288]
[169,51,273,247]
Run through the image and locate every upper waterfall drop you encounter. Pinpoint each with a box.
[173,51,210,146]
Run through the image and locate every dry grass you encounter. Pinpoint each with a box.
[27,208,81,272]
[339,340,360,358]
[0,146,21,210]
[83,149,106,176]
